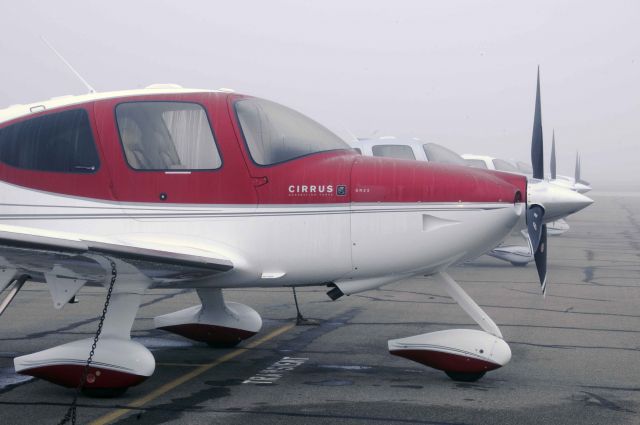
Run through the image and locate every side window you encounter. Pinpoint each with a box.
[116,102,221,170]
[0,109,100,173]
[371,144,416,160]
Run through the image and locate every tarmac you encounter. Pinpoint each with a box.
[1,192,639,424]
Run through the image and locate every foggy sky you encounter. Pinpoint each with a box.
[1,0,638,185]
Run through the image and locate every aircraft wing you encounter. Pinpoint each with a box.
[0,223,234,289]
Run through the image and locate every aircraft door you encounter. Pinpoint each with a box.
[93,93,258,212]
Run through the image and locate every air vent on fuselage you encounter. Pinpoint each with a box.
[422,214,459,232]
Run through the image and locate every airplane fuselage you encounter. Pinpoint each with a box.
[0,89,525,291]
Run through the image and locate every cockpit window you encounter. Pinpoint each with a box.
[465,158,488,169]
[116,102,221,170]
[422,143,466,166]
[371,144,416,160]
[492,158,520,173]
[235,98,350,166]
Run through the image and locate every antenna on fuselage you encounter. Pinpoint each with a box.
[40,35,96,94]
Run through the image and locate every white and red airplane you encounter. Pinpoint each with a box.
[0,77,572,396]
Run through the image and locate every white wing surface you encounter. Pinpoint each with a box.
[0,223,233,288]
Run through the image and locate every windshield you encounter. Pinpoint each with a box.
[516,161,533,174]
[492,158,520,173]
[465,158,488,169]
[422,143,466,166]
[372,144,416,160]
[235,98,350,165]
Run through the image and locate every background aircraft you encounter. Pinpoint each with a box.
[466,138,591,194]
[352,137,590,265]
[463,154,571,238]
[351,72,593,269]
[464,130,592,240]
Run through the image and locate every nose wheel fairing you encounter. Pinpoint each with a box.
[387,272,512,380]
[389,329,511,374]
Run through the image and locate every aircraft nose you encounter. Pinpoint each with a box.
[528,180,594,222]
[349,158,527,275]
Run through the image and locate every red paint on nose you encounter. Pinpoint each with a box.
[351,156,526,204]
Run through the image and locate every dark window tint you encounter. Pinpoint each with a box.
[372,144,416,160]
[0,109,99,173]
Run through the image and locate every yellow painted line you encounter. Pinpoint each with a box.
[89,323,295,425]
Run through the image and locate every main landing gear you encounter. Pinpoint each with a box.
[14,261,263,398]
[15,260,155,397]
[155,287,262,348]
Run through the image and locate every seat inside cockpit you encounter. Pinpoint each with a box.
[115,102,221,171]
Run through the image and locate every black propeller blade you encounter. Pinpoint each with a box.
[528,67,548,294]
[531,67,544,180]
[550,130,556,180]
[534,224,548,295]
[527,205,545,252]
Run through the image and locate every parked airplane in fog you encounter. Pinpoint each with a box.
[0,82,540,396]
[0,71,591,401]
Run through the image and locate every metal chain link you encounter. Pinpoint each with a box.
[57,258,118,425]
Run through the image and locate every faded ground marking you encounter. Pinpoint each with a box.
[243,356,308,385]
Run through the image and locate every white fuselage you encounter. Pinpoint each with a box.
[0,180,522,290]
